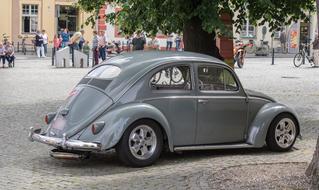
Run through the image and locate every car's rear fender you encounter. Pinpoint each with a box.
[246,103,300,147]
[78,102,173,151]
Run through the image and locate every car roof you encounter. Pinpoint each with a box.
[102,51,226,70]
[96,51,228,100]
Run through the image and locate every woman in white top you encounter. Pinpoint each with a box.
[42,30,48,56]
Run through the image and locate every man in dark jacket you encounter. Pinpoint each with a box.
[132,32,146,51]
[35,30,45,58]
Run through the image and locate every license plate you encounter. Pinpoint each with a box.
[51,117,66,130]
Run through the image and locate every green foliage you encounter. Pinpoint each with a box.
[77,0,315,36]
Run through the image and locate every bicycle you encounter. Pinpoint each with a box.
[151,67,183,85]
[293,43,315,67]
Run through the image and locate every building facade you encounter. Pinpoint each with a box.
[233,14,318,54]
[0,0,94,46]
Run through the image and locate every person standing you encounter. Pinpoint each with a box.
[280,31,287,53]
[312,35,319,67]
[0,43,6,68]
[61,28,70,48]
[132,32,146,51]
[42,30,48,56]
[82,41,90,67]
[69,29,84,66]
[98,30,107,61]
[92,31,99,66]
[166,34,173,51]
[78,29,85,51]
[175,35,181,51]
[148,36,159,50]
[52,34,61,65]
[70,29,83,50]
[35,30,45,58]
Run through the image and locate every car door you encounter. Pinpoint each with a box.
[195,63,248,145]
[143,63,197,146]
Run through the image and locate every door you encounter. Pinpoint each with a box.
[195,64,248,145]
[144,63,197,146]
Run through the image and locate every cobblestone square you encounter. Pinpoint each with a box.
[0,55,318,189]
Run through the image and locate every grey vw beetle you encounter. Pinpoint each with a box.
[29,51,300,167]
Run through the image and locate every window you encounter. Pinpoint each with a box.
[22,4,38,33]
[86,65,121,79]
[198,66,238,91]
[240,19,256,38]
[150,65,191,90]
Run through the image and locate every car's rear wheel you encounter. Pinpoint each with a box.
[116,120,163,167]
[266,113,298,151]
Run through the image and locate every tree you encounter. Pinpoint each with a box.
[77,0,314,58]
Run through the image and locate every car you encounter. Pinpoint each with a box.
[29,51,300,167]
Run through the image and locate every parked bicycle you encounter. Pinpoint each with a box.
[293,43,315,67]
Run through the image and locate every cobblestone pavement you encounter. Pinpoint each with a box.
[0,55,318,189]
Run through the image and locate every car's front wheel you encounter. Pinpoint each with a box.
[266,113,298,151]
[116,120,163,167]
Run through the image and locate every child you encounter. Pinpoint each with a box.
[82,41,90,67]
[0,43,6,68]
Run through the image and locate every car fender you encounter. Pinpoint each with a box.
[78,102,173,151]
[246,102,300,147]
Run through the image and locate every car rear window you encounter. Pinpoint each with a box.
[78,65,121,90]
[86,65,121,79]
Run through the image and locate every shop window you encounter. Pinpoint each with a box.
[22,4,38,33]
[240,20,256,38]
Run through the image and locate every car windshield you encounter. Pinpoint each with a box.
[86,65,121,79]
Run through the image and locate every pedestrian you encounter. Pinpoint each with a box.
[42,29,48,56]
[61,28,70,48]
[53,34,61,51]
[312,34,319,67]
[82,40,90,67]
[148,36,159,50]
[175,35,181,51]
[125,35,132,52]
[78,29,85,51]
[98,30,107,61]
[35,30,45,58]
[70,29,83,50]
[132,31,146,51]
[52,34,61,63]
[69,29,84,65]
[0,43,6,68]
[92,31,99,66]
[166,34,173,51]
[5,42,14,67]
[280,31,286,53]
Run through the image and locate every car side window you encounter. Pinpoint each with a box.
[150,65,192,90]
[198,65,238,91]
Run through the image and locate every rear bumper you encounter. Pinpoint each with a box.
[28,127,101,151]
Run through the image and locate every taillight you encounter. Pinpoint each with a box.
[91,121,105,135]
[45,115,49,124]
[44,112,56,125]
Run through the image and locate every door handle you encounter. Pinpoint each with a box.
[198,99,208,104]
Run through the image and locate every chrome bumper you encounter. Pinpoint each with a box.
[28,127,101,151]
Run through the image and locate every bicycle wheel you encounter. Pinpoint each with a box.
[150,71,162,84]
[293,53,303,67]
[170,67,183,83]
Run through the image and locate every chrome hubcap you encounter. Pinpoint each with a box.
[129,125,157,160]
[275,118,296,148]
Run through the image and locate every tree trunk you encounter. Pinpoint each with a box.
[306,135,319,189]
[183,17,223,60]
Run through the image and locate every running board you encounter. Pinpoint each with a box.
[174,143,254,151]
